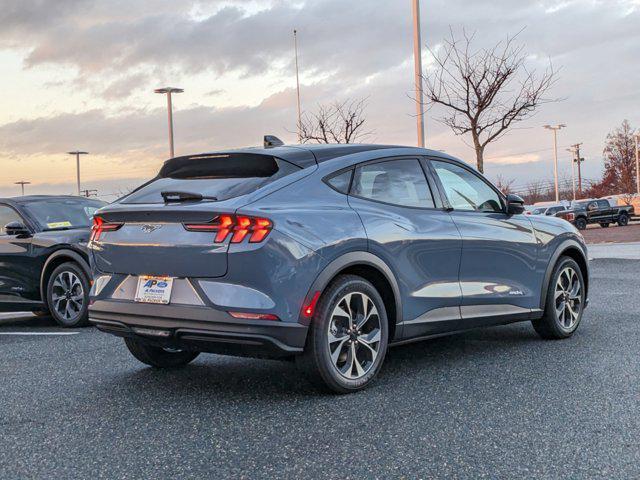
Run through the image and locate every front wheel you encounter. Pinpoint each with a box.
[618,213,629,226]
[296,275,389,394]
[46,262,90,327]
[124,338,200,368]
[532,256,585,339]
[575,217,587,230]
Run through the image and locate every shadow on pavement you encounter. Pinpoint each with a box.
[93,322,544,400]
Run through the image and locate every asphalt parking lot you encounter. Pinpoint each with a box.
[1,258,639,479]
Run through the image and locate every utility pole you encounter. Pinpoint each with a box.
[544,125,566,203]
[154,87,183,158]
[570,143,584,198]
[80,189,98,198]
[635,132,640,196]
[567,143,583,201]
[67,151,89,196]
[294,29,303,144]
[14,181,31,196]
[412,0,425,148]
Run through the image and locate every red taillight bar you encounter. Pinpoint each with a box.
[90,216,123,242]
[184,215,273,244]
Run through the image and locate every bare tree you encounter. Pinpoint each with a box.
[495,174,515,195]
[524,179,546,204]
[423,28,560,173]
[299,98,372,144]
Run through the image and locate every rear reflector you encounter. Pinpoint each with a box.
[184,215,273,244]
[302,291,321,318]
[228,311,279,321]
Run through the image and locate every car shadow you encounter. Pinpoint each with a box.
[94,322,545,401]
[0,313,57,329]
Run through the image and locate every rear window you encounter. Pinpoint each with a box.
[123,154,300,204]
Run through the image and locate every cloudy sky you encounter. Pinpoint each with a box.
[0,0,638,200]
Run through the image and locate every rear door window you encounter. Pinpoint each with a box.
[351,159,434,208]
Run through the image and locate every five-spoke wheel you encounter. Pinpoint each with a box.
[46,262,90,327]
[297,275,389,393]
[327,292,382,380]
[533,256,585,339]
[554,266,582,330]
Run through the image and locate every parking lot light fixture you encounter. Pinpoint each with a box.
[155,87,183,158]
[544,124,566,202]
[14,181,31,196]
[67,151,89,196]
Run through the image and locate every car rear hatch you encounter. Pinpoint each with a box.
[91,152,305,278]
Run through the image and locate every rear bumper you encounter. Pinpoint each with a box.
[89,300,308,359]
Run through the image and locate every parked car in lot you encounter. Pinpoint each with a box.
[556,199,634,230]
[0,196,107,326]
[89,144,589,393]
[526,204,568,216]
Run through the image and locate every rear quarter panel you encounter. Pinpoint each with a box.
[234,171,368,323]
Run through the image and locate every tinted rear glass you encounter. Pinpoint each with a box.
[123,156,300,204]
[22,198,107,230]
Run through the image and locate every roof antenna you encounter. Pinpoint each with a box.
[264,135,284,148]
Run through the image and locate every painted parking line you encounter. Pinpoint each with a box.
[0,332,79,336]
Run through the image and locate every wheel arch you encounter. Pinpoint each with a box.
[539,240,589,310]
[302,251,402,341]
[40,248,91,307]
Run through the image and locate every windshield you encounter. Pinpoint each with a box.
[532,208,546,215]
[23,198,107,230]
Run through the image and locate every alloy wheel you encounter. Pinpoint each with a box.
[327,292,382,380]
[554,266,582,330]
[51,271,84,322]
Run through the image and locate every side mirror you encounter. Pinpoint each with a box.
[506,194,525,215]
[4,221,31,237]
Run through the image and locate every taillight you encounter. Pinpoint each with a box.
[566,213,575,221]
[183,215,273,244]
[90,216,123,242]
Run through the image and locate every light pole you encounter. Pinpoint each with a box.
[67,151,89,196]
[635,132,640,196]
[412,0,425,148]
[544,124,566,202]
[14,181,30,196]
[154,87,183,158]
[294,29,303,143]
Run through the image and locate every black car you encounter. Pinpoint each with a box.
[0,195,107,327]
[556,199,634,230]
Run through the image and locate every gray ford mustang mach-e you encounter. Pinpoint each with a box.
[88,144,589,393]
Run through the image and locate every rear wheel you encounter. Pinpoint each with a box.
[575,217,587,230]
[532,256,585,339]
[124,337,200,368]
[296,275,389,394]
[46,262,90,327]
[618,213,629,226]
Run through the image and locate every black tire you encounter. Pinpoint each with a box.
[574,217,587,230]
[46,262,90,327]
[296,275,389,394]
[532,256,585,340]
[618,213,629,227]
[124,337,200,368]
[600,222,610,228]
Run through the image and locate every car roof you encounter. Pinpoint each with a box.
[164,144,459,170]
